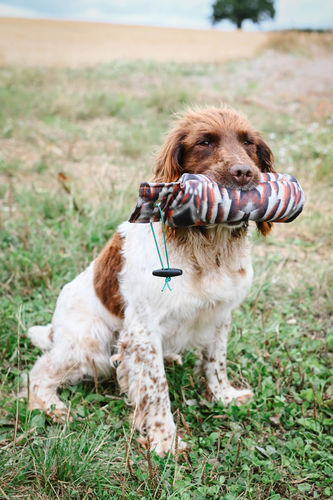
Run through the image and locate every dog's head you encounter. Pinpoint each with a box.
[153,107,275,235]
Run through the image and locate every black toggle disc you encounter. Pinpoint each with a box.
[152,268,183,278]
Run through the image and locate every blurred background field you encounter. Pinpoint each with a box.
[0,17,269,66]
[0,18,332,66]
[0,14,333,500]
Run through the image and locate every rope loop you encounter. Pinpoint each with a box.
[161,276,172,292]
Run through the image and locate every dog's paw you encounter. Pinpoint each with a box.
[28,392,70,422]
[45,406,72,423]
[155,436,188,458]
[138,420,189,458]
[221,387,253,407]
[211,386,253,407]
[138,433,188,458]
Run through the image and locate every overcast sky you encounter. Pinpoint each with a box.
[0,0,332,30]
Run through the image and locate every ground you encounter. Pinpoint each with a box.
[0,20,332,499]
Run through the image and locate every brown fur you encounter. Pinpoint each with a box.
[93,232,125,318]
[94,107,275,318]
[153,107,275,236]
[26,108,269,456]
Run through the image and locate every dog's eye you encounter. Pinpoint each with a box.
[243,139,254,146]
[197,140,211,146]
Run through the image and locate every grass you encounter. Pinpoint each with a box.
[1,42,333,499]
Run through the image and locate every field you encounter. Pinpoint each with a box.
[0,17,270,66]
[1,19,333,499]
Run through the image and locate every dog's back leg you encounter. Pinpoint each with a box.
[27,347,82,419]
[27,319,114,420]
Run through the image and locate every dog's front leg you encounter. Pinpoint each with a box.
[203,319,253,406]
[114,325,186,457]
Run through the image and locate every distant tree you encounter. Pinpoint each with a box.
[211,0,275,30]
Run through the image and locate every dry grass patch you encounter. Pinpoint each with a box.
[265,30,333,55]
[0,17,269,67]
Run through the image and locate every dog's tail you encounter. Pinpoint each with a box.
[28,324,54,351]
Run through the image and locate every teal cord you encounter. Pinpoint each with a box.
[156,203,170,269]
[161,277,171,292]
[150,222,164,269]
[150,203,172,292]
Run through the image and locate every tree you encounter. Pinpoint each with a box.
[211,0,275,30]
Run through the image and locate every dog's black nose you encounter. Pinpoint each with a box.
[230,164,254,187]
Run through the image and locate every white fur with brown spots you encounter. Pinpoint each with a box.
[25,221,253,455]
[25,107,275,456]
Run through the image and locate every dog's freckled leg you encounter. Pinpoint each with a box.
[27,346,89,420]
[116,325,187,457]
[27,352,70,417]
[203,319,253,406]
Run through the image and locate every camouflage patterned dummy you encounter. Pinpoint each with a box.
[129,172,304,228]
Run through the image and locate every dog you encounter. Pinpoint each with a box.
[25,106,275,456]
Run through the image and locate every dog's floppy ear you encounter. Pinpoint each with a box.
[256,136,275,173]
[255,135,276,236]
[153,130,185,182]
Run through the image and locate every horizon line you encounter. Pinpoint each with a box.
[1,15,331,33]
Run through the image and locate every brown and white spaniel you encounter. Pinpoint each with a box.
[26,106,275,456]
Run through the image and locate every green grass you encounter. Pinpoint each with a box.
[1,47,333,499]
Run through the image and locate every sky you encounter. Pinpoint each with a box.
[0,0,332,31]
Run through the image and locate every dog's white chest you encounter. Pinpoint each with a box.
[119,222,253,354]
[156,265,252,353]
